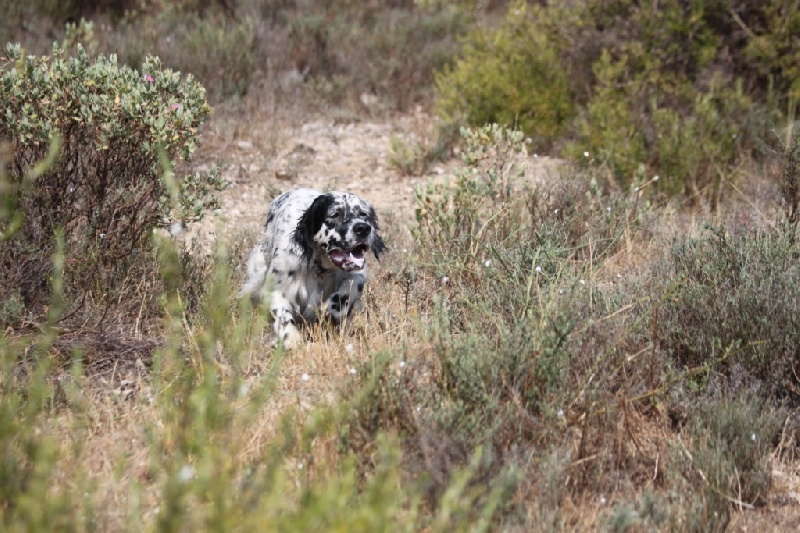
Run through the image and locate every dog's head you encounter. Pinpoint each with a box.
[294,192,386,271]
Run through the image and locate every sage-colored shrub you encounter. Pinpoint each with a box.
[643,224,800,400]
[0,42,226,321]
[434,5,574,151]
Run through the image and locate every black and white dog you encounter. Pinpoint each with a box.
[240,188,386,347]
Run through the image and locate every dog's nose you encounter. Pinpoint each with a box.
[353,221,372,238]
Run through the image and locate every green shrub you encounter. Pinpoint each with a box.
[569,50,647,185]
[434,4,574,151]
[0,42,225,323]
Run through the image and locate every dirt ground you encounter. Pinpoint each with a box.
[182,104,562,253]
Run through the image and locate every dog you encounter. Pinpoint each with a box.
[240,188,386,347]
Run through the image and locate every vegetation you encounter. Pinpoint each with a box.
[0,42,225,328]
[1,1,799,531]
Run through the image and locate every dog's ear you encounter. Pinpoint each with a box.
[294,193,334,264]
[368,206,387,261]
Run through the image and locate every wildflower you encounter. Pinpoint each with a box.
[534,153,539,158]
[171,103,181,110]
[399,361,406,369]
[484,259,492,267]
[652,175,659,182]
[345,343,354,353]
[349,367,357,375]
[301,373,310,382]
[442,276,449,285]
[535,265,542,274]
[557,408,565,419]
[751,433,756,442]
[297,462,304,470]
[579,279,586,285]
[169,221,183,237]
[144,74,155,83]
[583,151,590,158]
[633,186,640,193]
[178,464,195,482]
[600,496,607,505]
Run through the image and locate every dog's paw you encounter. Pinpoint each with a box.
[272,323,304,349]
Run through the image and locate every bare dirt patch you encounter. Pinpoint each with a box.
[182,106,561,253]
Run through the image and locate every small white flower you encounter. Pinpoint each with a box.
[416,406,421,412]
[633,186,640,193]
[399,361,406,369]
[534,153,539,158]
[178,464,195,482]
[526,138,532,144]
[99,233,106,239]
[484,259,492,267]
[600,496,607,505]
[557,409,565,419]
[442,276,449,285]
[751,433,756,442]
[616,273,622,278]
[402,248,408,253]
[301,373,310,382]
[607,206,611,212]
[579,279,586,285]
[297,462,304,470]
[583,151,590,158]
[535,265,542,274]
[554,208,559,214]
[239,383,250,396]
[349,367,357,375]
[652,175,659,182]
[345,343,354,353]
[169,221,183,237]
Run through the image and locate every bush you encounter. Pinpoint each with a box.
[675,394,781,530]
[286,0,469,109]
[434,4,574,151]
[433,0,796,198]
[351,125,656,518]
[0,42,226,324]
[110,2,257,102]
[643,223,800,401]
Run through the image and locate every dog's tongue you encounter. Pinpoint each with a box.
[330,250,365,269]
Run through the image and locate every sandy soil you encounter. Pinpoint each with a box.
[182,106,562,253]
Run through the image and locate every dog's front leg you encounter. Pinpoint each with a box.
[323,277,365,325]
[270,291,303,348]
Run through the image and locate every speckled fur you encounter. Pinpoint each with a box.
[239,188,385,347]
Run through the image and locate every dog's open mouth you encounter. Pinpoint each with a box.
[328,245,368,270]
